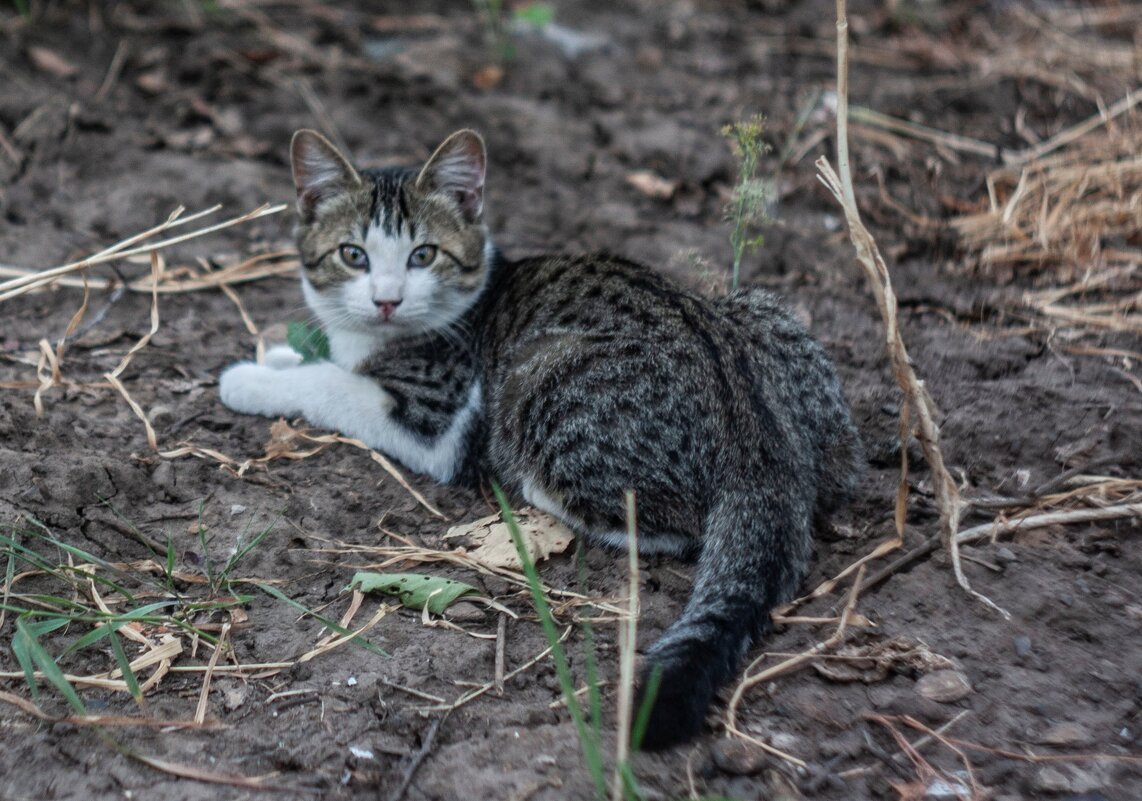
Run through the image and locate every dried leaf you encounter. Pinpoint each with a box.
[347,572,480,615]
[263,419,305,460]
[915,669,972,703]
[445,507,574,569]
[29,46,80,79]
[625,170,678,200]
[471,65,504,90]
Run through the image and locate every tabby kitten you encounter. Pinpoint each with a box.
[220,129,863,749]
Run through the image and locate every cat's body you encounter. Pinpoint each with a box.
[220,129,862,749]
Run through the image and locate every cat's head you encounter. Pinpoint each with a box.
[290,128,492,339]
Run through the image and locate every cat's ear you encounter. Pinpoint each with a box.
[290,130,361,219]
[416,130,486,223]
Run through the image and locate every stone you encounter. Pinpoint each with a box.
[446,602,486,623]
[710,738,769,776]
[1039,722,1094,746]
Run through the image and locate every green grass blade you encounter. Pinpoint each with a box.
[493,485,607,798]
[63,601,176,656]
[253,582,388,657]
[11,622,41,702]
[164,535,176,590]
[220,516,277,584]
[108,628,143,703]
[575,542,603,739]
[629,663,662,752]
[16,617,87,715]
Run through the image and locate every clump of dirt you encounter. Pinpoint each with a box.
[1,2,1139,800]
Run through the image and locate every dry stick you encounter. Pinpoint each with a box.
[104,252,162,451]
[423,625,574,713]
[194,622,230,725]
[32,273,90,416]
[850,90,1142,167]
[0,203,286,302]
[821,0,1006,619]
[611,491,640,801]
[494,612,507,695]
[94,39,129,102]
[389,713,447,801]
[891,713,1142,766]
[0,252,298,294]
[723,565,866,768]
[0,690,212,730]
[955,503,1142,546]
[296,431,446,519]
[0,205,207,298]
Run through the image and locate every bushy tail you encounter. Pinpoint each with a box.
[634,487,812,751]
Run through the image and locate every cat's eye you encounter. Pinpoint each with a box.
[407,245,438,269]
[339,244,368,269]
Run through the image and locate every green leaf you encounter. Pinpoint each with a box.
[108,629,142,703]
[287,322,331,364]
[346,572,480,615]
[511,2,555,27]
[16,616,87,715]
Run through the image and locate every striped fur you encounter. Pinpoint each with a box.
[219,129,863,749]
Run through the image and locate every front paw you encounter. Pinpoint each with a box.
[219,362,296,417]
[263,344,304,370]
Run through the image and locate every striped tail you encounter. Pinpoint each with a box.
[634,486,813,750]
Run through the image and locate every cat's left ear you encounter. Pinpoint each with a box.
[416,130,486,223]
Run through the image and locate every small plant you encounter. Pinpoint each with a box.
[470,1,556,65]
[721,115,774,292]
[494,485,660,801]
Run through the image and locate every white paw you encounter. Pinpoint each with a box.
[264,344,304,370]
[219,362,297,417]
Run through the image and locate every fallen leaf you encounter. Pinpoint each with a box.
[264,418,304,459]
[915,669,972,703]
[471,64,504,90]
[625,170,678,200]
[445,507,574,569]
[347,572,480,615]
[29,46,80,79]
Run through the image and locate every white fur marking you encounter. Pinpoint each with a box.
[219,360,481,484]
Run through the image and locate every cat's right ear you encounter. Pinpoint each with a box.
[290,130,361,220]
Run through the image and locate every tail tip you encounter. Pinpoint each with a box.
[632,661,714,751]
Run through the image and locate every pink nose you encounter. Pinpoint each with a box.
[375,299,402,320]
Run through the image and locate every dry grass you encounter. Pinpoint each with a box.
[950,121,1142,334]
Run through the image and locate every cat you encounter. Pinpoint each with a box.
[219,128,863,750]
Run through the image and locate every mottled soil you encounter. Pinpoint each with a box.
[0,2,1139,800]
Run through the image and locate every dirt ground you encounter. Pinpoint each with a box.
[1,1,1140,800]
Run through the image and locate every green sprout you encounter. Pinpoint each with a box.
[721,115,773,292]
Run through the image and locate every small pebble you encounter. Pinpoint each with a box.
[151,461,175,490]
[1014,636,1032,658]
[995,546,1017,564]
[1039,722,1092,746]
[446,601,486,623]
[229,504,247,517]
[710,738,769,776]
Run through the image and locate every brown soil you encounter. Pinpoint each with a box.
[1,2,1139,800]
